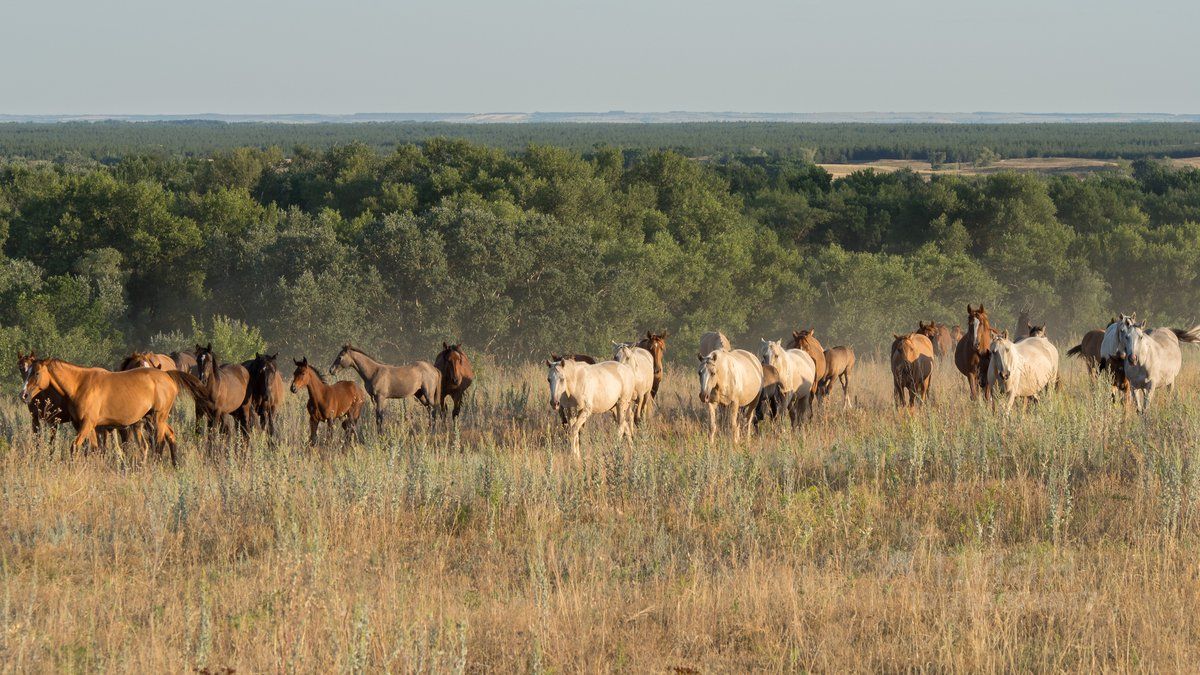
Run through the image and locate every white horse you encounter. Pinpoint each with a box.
[546,358,636,459]
[987,331,1059,413]
[613,341,655,425]
[697,347,763,442]
[759,339,816,425]
[1113,318,1200,412]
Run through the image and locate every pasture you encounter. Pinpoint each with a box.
[4,352,1200,671]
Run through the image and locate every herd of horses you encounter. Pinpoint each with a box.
[13,305,1200,463]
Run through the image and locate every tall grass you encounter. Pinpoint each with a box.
[2,358,1200,671]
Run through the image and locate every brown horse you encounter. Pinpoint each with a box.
[1067,327,1108,378]
[20,357,208,464]
[951,325,964,343]
[119,351,176,371]
[916,321,954,358]
[170,350,200,375]
[891,333,935,408]
[636,331,668,399]
[788,329,826,398]
[817,346,856,408]
[328,345,441,431]
[434,342,474,422]
[17,351,70,442]
[194,343,252,437]
[754,363,787,425]
[954,305,993,401]
[245,353,286,436]
[291,357,366,445]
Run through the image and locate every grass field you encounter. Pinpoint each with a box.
[3,352,1200,671]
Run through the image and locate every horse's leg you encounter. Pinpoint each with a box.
[72,421,95,457]
[374,396,386,434]
[841,372,851,410]
[569,410,590,461]
[707,403,718,441]
[309,417,320,445]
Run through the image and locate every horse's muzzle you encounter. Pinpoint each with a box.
[290,383,299,394]
[19,388,30,404]
[549,399,560,411]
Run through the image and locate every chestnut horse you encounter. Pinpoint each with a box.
[291,358,366,444]
[20,357,208,464]
[891,333,935,408]
[788,329,826,399]
[17,351,70,442]
[636,331,668,399]
[245,353,286,436]
[434,342,474,422]
[916,321,954,358]
[328,345,441,432]
[194,343,252,437]
[954,305,993,401]
[817,346,856,409]
[119,351,176,371]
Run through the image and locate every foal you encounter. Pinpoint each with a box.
[291,357,367,445]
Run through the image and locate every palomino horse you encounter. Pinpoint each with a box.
[788,329,826,400]
[817,346,856,409]
[987,331,1058,413]
[697,347,763,442]
[954,304,993,401]
[194,344,252,437]
[328,345,441,431]
[245,353,285,436]
[759,339,816,425]
[613,342,656,424]
[291,358,366,444]
[20,358,208,464]
[433,343,474,423]
[546,357,636,459]
[1111,318,1200,412]
[891,332,935,408]
[916,321,954,358]
[120,351,176,371]
[1067,325,1109,378]
[636,331,668,399]
[699,331,731,357]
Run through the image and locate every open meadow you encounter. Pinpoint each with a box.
[3,351,1200,672]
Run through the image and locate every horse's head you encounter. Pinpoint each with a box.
[790,329,816,351]
[20,358,50,404]
[436,342,468,387]
[125,350,156,370]
[915,321,939,341]
[545,357,569,411]
[256,353,279,380]
[697,351,722,403]
[637,331,668,364]
[1028,324,1046,338]
[329,344,356,376]
[291,357,315,393]
[759,339,785,367]
[16,350,37,380]
[989,331,1016,387]
[966,305,990,350]
[1117,317,1148,366]
[195,343,216,383]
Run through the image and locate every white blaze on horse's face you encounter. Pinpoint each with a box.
[971,316,982,349]
[547,361,567,411]
[698,353,719,403]
[20,363,44,403]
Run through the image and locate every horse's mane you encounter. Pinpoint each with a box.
[342,344,380,362]
[300,362,327,383]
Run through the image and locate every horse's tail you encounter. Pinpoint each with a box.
[167,370,215,411]
[1171,326,1200,344]
[1066,344,1084,358]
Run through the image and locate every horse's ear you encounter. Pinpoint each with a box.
[205,342,212,351]
[544,359,552,367]
[645,330,652,339]
[978,305,984,313]
[792,330,800,339]
[1002,329,1009,340]
[893,334,901,340]
[294,359,303,366]
[442,342,449,350]
[810,328,816,336]
[697,353,705,362]
[550,353,561,361]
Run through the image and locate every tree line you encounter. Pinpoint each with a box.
[1,139,1199,369]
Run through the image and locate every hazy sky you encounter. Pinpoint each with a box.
[4,0,1197,114]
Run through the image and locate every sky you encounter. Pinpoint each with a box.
[3,0,1197,114]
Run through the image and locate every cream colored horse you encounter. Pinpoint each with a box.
[546,358,636,459]
[613,342,655,425]
[759,339,816,425]
[697,347,763,442]
[1113,318,1200,412]
[987,332,1059,413]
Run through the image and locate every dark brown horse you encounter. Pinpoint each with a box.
[892,333,935,408]
[434,342,474,422]
[636,331,668,399]
[170,350,200,376]
[954,305,993,401]
[916,321,954,358]
[292,357,366,445]
[245,353,285,436]
[194,343,252,437]
[788,329,826,399]
[1067,325,1108,378]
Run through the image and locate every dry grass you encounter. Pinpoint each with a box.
[3,354,1200,672]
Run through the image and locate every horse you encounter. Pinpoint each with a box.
[119,351,176,371]
[1024,324,1046,339]
[987,331,1059,413]
[328,344,441,432]
[613,342,656,425]
[1111,318,1200,412]
[788,329,826,399]
[19,357,208,464]
[545,357,636,460]
[817,346,856,409]
[170,350,200,376]
[697,347,763,443]
[434,343,474,423]
[549,353,597,365]
[916,321,954,358]
[891,332,935,408]
[291,357,366,445]
[759,339,816,425]
[1100,316,1133,404]
[245,353,286,436]
[951,325,964,343]
[194,343,252,438]
[954,304,993,401]
[636,331,668,399]
[17,351,71,443]
[754,364,787,425]
[1067,325,1109,378]
[699,331,731,357]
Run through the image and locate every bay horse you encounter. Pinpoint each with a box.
[788,329,826,400]
[613,342,656,425]
[245,353,285,436]
[20,357,208,464]
[1066,325,1108,378]
[546,357,636,460]
[433,342,474,423]
[328,345,441,432]
[817,346,856,409]
[194,343,252,437]
[697,347,763,443]
[891,332,935,408]
[954,304,993,401]
[636,331,668,399]
[170,350,200,376]
[291,357,366,445]
[916,321,953,358]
